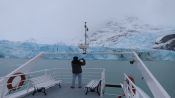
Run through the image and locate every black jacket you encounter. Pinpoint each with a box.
[71,58,85,74]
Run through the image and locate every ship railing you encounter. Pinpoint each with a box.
[133,52,171,98]
[0,78,5,98]
[123,73,149,98]
[100,68,105,97]
[0,68,105,98]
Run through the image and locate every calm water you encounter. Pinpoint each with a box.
[0,58,175,97]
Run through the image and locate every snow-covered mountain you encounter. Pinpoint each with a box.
[1,17,175,60]
[88,17,175,49]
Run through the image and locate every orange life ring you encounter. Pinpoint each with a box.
[7,72,26,91]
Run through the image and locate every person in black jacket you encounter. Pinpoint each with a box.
[71,56,86,88]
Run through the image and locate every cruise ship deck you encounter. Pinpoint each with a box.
[0,52,174,98]
[23,83,114,98]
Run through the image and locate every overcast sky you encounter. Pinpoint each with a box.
[0,0,175,44]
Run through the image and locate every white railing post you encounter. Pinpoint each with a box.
[100,69,105,97]
[123,74,130,98]
[27,75,31,93]
[0,77,6,98]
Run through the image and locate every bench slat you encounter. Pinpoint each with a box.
[31,75,62,89]
[85,80,101,96]
[86,80,100,88]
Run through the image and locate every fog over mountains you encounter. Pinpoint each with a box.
[88,17,175,49]
[1,17,175,59]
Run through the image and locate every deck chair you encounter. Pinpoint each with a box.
[30,75,62,96]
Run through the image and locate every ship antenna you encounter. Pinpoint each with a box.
[84,22,88,53]
[84,22,87,46]
[79,22,89,54]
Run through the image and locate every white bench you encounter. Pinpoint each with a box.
[85,80,101,95]
[31,75,62,95]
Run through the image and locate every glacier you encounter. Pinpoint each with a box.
[0,40,175,61]
[0,17,175,60]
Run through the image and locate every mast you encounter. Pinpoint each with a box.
[84,22,87,45]
[79,22,89,54]
[84,22,88,54]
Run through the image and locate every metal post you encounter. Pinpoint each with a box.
[100,69,105,97]
[27,75,31,93]
[1,77,6,98]
[84,22,88,54]
[84,22,87,46]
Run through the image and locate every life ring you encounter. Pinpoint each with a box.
[7,72,26,91]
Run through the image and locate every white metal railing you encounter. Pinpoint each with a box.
[100,69,106,97]
[0,52,44,97]
[0,68,104,98]
[0,51,171,98]
[8,52,44,76]
[133,52,171,98]
[122,73,150,98]
[0,79,5,98]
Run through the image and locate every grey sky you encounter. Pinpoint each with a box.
[0,0,175,44]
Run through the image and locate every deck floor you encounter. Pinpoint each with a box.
[23,83,114,98]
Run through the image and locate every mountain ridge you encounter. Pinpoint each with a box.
[1,17,175,59]
[88,17,175,49]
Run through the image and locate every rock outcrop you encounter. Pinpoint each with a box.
[154,34,175,51]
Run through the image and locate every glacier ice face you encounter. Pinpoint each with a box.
[1,17,175,60]
[0,40,175,61]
